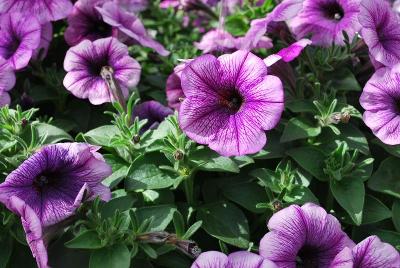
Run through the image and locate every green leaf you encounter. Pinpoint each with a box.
[280,117,321,143]
[183,221,203,240]
[331,68,361,91]
[373,139,400,158]
[371,230,400,248]
[89,244,130,268]
[100,194,136,218]
[223,182,267,213]
[284,185,319,205]
[286,100,316,113]
[65,230,103,249]
[197,202,249,248]
[330,178,365,225]
[173,210,186,238]
[392,201,400,232]
[34,122,72,144]
[254,131,286,159]
[83,125,119,147]
[125,164,175,191]
[103,155,129,188]
[368,157,400,199]
[287,147,327,181]
[233,156,254,168]
[135,204,176,232]
[225,14,249,36]
[0,236,12,268]
[190,148,239,173]
[362,195,392,225]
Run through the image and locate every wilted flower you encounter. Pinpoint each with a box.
[191,251,277,268]
[63,37,141,105]
[0,0,73,23]
[0,13,41,70]
[330,236,400,267]
[259,203,355,268]
[179,50,284,156]
[359,67,400,145]
[0,143,112,227]
[288,0,361,46]
[132,100,173,131]
[97,2,170,56]
[32,23,53,61]
[359,0,400,67]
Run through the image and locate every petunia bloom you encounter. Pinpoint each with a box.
[359,0,400,67]
[195,29,237,54]
[115,0,148,12]
[132,100,173,131]
[330,236,400,267]
[32,23,53,61]
[359,67,400,145]
[264,39,312,67]
[0,57,16,97]
[178,50,284,156]
[0,0,73,23]
[0,13,41,70]
[259,203,355,268]
[191,251,278,268]
[3,196,49,268]
[166,73,184,110]
[64,37,141,105]
[0,143,112,227]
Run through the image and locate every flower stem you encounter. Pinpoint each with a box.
[183,174,195,206]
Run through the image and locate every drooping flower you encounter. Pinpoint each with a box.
[0,13,41,70]
[178,50,284,156]
[0,57,16,96]
[96,2,170,56]
[359,67,400,145]
[3,196,49,268]
[330,236,400,267]
[32,23,53,61]
[0,0,73,23]
[288,0,361,46]
[191,251,278,268]
[259,203,355,268]
[359,0,400,67]
[65,0,114,46]
[0,143,112,227]
[132,100,173,131]
[64,37,141,105]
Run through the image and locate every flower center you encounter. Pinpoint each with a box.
[296,246,319,268]
[33,174,51,191]
[88,58,110,76]
[4,37,20,59]
[322,1,345,21]
[219,89,244,113]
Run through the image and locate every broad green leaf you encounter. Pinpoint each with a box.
[373,139,400,158]
[233,156,254,168]
[190,148,239,173]
[197,202,249,248]
[100,194,136,218]
[225,14,249,36]
[83,125,119,147]
[281,117,321,143]
[331,68,361,91]
[392,201,400,232]
[183,221,203,240]
[368,157,400,199]
[135,204,176,232]
[253,131,286,159]
[362,195,392,225]
[371,230,400,248]
[65,230,103,249]
[89,244,130,268]
[284,185,319,205]
[330,178,364,225]
[286,100,316,113]
[223,182,267,213]
[287,147,327,181]
[125,164,175,191]
[173,210,186,237]
[103,154,129,188]
[34,122,72,144]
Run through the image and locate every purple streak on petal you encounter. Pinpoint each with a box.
[329,247,353,268]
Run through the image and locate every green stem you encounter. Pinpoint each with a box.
[326,188,335,212]
[183,174,195,206]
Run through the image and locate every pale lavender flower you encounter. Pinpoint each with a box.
[0,91,10,107]
[166,72,184,110]
[132,100,173,131]
[114,0,148,12]
[192,251,278,268]
[179,50,284,156]
[63,37,141,105]
[329,236,400,267]
[0,57,16,96]
[0,143,112,227]
[195,29,237,53]
[32,23,53,61]
[0,13,41,70]
[259,203,355,268]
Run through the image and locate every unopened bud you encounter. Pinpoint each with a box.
[272,200,283,212]
[174,150,184,161]
[133,134,140,144]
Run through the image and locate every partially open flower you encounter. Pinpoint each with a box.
[63,37,141,105]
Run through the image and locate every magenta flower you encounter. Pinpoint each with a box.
[166,72,184,110]
[0,0,73,23]
[0,13,41,70]
[259,203,355,268]
[0,57,16,98]
[359,67,400,145]
[178,50,284,156]
[65,0,114,46]
[0,91,10,107]
[96,2,170,56]
[330,236,400,267]
[191,251,277,268]
[3,196,48,268]
[264,39,312,67]
[195,29,237,54]
[359,0,400,67]
[132,100,173,131]
[32,23,53,61]
[63,37,141,105]
[115,0,148,12]
[0,143,112,227]
[289,0,361,46]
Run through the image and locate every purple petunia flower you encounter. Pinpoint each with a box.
[264,39,312,67]
[0,13,41,70]
[178,50,284,156]
[115,0,148,12]
[330,236,400,267]
[359,0,400,67]
[63,37,141,105]
[195,29,237,54]
[359,67,400,145]
[191,251,278,268]
[0,57,16,97]
[288,0,361,46]
[0,91,10,107]
[132,100,173,131]
[0,143,112,227]
[166,72,184,110]
[3,196,49,268]
[259,203,355,268]
[96,2,170,56]
[32,23,53,61]
[0,0,73,23]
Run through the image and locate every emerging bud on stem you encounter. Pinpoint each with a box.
[174,150,184,161]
